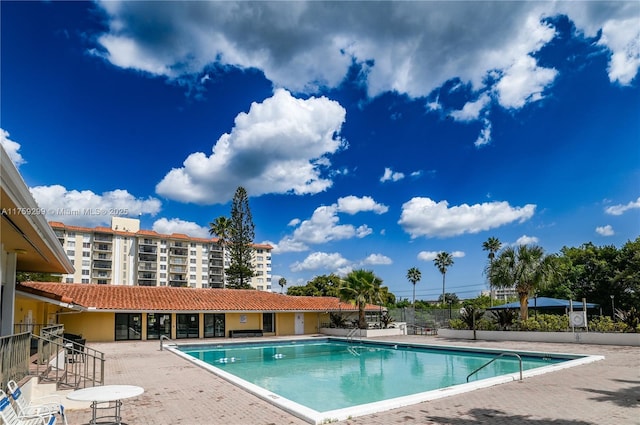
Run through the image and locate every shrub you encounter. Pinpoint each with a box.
[490,309,517,330]
[615,307,640,333]
[589,315,617,332]
[449,319,467,330]
[476,318,496,331]
[459,307,485,329]
[515,318,541,331]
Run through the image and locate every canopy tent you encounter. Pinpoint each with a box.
[488,297,599,311]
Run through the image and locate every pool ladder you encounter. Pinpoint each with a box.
[466,352,523,382]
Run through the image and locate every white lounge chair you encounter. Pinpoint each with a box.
[0,390,56,425]
[5,381,66,425]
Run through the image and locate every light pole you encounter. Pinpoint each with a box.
[610,295,615,318]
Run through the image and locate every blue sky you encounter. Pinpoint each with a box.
[2,1,639,300]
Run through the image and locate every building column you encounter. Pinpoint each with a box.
[0,245,17,336]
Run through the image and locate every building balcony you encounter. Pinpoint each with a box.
[169,249,188,257]
[169,267,186,273]
[169,258,187,265]
[138,272,156,280]
[138,280,157,287]
[92,271,111,279]
[93,244,112,252]
[94,234,113,242]
[138,246,157,254]
[138,263,157,271]
[93,253,112,261]
[139,239,158,246]
[93,261,112,270]
[169,241,187,248]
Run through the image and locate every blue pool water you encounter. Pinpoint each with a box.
[179,339,568,412]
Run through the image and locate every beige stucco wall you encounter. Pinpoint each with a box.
[59,312,114,341]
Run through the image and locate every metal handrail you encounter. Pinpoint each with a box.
[32,334,105,389]
[160,335,176,351]
[346,327,359,343]
[467,352,523,382]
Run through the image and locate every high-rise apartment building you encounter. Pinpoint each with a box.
[50,217,273,291]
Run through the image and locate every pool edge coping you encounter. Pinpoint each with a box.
[164,338,604,424]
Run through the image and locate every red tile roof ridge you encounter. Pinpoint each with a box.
[17,282,379,312]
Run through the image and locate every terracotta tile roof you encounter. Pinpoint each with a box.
[18,282,380,313]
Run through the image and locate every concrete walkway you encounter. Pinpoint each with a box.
[62,336,639,425]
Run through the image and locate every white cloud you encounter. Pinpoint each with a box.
[337,195,389,215]
[474,118,493,148]
[273,196,386,253]
[156,89,346,204]
[152,218,210,239]
[417,251,439,261]
[559,2,640,86]
[361,253,392,266]
[380,167,405,183]
[418,250,465,262]
[598,18,640,85]
[450,94,490,122]
[0,128,26,167]
[399,197,535,238]
[605,197,640,215]
[94,2,638,106]
[30,185,161,227]
[595,225,615,236]
[290,252,351,273]
[495,55,558,109]
[515,235,539,246]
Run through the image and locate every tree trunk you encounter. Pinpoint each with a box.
[519,292,529,321]
[359,305,367,329]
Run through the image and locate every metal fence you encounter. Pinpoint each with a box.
[0,332,31,389]
[389,307,460,333]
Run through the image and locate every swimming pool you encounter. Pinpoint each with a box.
[168,338,602,424]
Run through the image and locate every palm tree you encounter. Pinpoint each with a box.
[488,244,556,321]
[482,237,502,306]
[339,269,383,329]
[209,216,232,287]
[406,267,421,305]
[433,252,454,307]
[278,277,287,294]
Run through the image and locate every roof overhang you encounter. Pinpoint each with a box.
[1,145,74,274]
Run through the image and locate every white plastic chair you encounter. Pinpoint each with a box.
[5,381,66,425]
[0,390,56,425]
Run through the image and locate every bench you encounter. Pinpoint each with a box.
[228,329,263,338]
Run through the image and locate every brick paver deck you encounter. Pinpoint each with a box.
[62,336,639,425]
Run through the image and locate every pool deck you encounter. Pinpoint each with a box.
[62,335,639,425]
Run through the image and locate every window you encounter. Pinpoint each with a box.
[204,314,225,338]
[160,256,167,262]
[263,313,275,333]
[146,313,171,340]
[190,274,196,280]
[190,258,196,264]
[81,279,89,284]
[190,267,196,272]
[115,313,142,341]
[190,250,196,256]
[160,248,167,253]
[160,273,166,278]
[160,265,167,270]
[82,252,90,258]
[67,241,76,248]
[65,278,74,283]
[66,250,75,256]
[81,270,89,275]
[256,256,263,261]
[82,260,90,267]
[190,243,196,248]
[176,314,199,339]
[83,242,91,248]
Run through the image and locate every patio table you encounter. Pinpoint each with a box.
[67,385,143,425]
